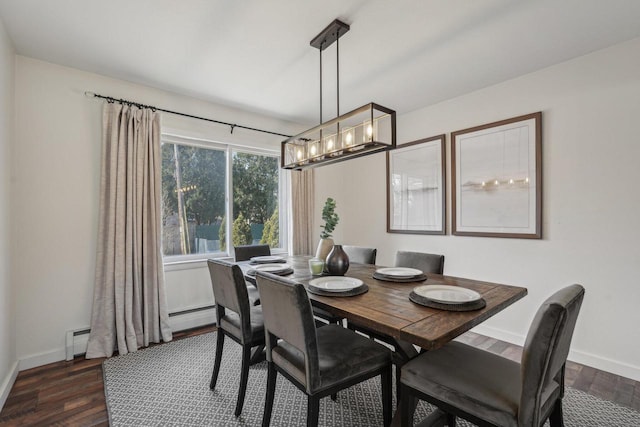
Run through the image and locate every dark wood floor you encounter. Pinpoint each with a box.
[1,327,638,426]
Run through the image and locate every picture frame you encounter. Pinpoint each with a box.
[387,134,446,235]
[451,112,542,238]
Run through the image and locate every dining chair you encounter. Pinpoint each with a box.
[255,271,393,427]
[395,250,444,275]
[207,259,266,417]
[400,284,585,427]
[234,244,271,262]
[234,244,271,306]
[343,245,377,264]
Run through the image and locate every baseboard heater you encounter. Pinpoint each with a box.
[65,305,216,360]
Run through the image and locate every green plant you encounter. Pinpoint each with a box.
[232,212,253,246]
[320,198,339,239]
[260,208,279,248]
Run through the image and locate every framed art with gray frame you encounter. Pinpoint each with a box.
[451,112,542,238]
[387,134,446,235]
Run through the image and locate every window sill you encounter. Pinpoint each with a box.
[163,250,289,272]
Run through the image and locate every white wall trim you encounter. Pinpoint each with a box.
[167,307,215,332]
[18,348,66,371]
[473,324,640,382]
[0,361,19,412]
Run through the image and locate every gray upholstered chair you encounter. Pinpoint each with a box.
[207,259,266,417]
[234,244,271,262]
[395,250,444,274]
[400,284,585,427]
[234,244,271,306]
[343,245,377,264]
[256,272,393,427]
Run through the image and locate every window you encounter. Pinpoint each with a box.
[161,136,286,260]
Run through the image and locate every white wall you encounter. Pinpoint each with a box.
[315,37,640,381]
[0,17,16,409]
[12,56,302,368]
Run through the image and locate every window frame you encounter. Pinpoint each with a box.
[161,133,289,266]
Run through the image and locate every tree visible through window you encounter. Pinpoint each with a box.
[161,141,281,257]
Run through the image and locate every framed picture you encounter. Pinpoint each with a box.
[387,135,446,235]
[451,112,542,238]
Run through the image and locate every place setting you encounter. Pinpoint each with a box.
[249,255,287,265]
[246,262,294,277]
[373,267,428,282]
[409,284,486,311]
[306,276,369,297]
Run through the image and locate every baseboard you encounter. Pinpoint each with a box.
[0,361,19,411]
[472,324,640,382]
[168,306,215,332]
[18,348,66,371]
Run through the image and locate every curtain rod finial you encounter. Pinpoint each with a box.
[85,91,96,98]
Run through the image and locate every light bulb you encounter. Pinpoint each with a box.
[481,181,486,187]
[296,148,303,160]
[310,145,317,156]
[327,138,334,150]
[525,177,529,183]
[367,125,373,139]
[345,132,353,145]
[494,180,499,185]
[509,179,514,184]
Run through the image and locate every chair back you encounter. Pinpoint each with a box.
[343,245,377,264]
[395,251,444,274]
[519,284,585,426]
[256,272,320,391]
[234,244,271,262]
[207,259,252,338]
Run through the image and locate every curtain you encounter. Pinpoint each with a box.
[86,103,172,358]
[291,169,314,255]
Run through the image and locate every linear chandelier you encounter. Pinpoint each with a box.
[281,19,396,170]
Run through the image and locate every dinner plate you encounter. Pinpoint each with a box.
[252,263,291,273]
[412,285,481,304]
[308,277,364,292]
[375,267,423,278]
[250,255,285,263]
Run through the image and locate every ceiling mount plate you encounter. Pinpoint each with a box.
[310,19,350,50]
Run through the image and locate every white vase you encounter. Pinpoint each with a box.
[315,238,334,261]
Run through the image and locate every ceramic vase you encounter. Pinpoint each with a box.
[326,244,350,276]
[315,238,334,262]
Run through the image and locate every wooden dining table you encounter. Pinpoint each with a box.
[243,255,528,426]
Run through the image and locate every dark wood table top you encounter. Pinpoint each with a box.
[243,255,527,351]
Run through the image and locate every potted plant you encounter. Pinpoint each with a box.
[315,197,339,261]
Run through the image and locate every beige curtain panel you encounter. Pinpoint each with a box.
[291,169,314,255]
[86,103,172,358]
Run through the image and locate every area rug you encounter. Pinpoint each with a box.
[103,332,640,426]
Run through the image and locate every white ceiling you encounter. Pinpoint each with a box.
[1,0,640,125]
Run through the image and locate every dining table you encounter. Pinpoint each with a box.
[242,254,528,426]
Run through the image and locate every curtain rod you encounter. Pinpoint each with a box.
[84,91,292,138]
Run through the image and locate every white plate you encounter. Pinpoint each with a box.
[308,277,364,292]
[376,267,423,278]
[413,285,481,304]
[250,256,285,263]
[253,263,291,273]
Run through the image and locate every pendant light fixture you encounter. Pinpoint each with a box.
[281,19,396,170]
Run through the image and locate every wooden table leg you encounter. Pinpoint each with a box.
[389,338,419,427]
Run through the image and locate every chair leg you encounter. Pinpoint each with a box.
[307,395,320,427]
[381,366,392,427]
[262,362,277,427]
[446,412,457,426]
[210,331,225,389]
[395,364,402,404]
[399,384,414,427]
[549,398,564,427]
[234,345,252,417]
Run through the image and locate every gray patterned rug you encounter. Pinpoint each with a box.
[103,332,640,426]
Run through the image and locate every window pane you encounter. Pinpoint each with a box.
[161,143,226,256]
[232,152,280,249]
